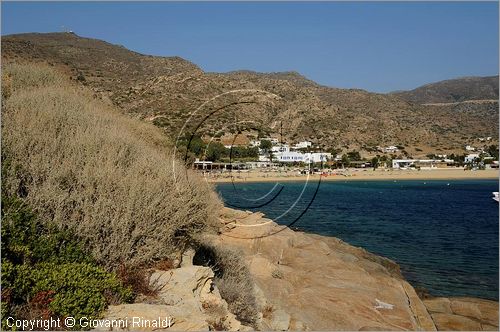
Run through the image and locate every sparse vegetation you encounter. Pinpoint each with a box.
[193,243,259,328]
[1,194,133,330]
[271,268,284,279]
[2,63,222,269]
[3,34,499,153]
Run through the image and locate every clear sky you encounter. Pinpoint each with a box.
[2,2,498,93]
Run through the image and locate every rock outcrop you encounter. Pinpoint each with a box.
[99,207,498,331]
[423,297,499,331]
[99,266,242,331]
[211,207,498,331]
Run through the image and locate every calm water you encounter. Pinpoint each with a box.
[216,179,499,300]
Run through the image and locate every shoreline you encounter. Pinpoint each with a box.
[207,168,499,183]
[215,207,499,330]
[290,226,499,302]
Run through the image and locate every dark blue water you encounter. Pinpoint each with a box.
[216,179,499,300]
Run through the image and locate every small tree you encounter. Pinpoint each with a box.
[341,154,350,168]
[347,150,361,161]
[260,140,273,161]
[487,145,499,160]
[260,140,272,150]
[206,142,227,162]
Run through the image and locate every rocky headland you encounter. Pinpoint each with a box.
[100,208,498,331]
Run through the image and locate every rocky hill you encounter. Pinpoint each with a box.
[2,32,498,156]
[391,76,499,104]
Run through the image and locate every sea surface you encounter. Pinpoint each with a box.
[216,179,499,300]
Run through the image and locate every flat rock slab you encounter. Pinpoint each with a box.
[97,303,209,331]
[424,297,499,331]
[215,209,438,331]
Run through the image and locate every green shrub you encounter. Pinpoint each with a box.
[3,262,132,326]
[1,195,133,330]
[1,194,91,265]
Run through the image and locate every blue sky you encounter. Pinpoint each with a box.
[2,2,498,93]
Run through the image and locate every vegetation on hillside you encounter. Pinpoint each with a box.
[1,63,264,329]
[194,243,259,327]
[1,194,133,330]
[2,33,498,156]
[176,134,259,163]
[2,64,222,269]
[391,76,499,104]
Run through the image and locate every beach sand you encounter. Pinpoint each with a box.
[207,168,499,183]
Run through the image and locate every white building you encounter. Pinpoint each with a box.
[384,146,399,153]
[392,159,416,169]
[393,159,455,169]
[270,144,290,153]
[274,151,331,164]
[293,141,312,150]
[465,145,475,151]
[306,152,331,163]
[275,151,306,163]
[465,154,480,163]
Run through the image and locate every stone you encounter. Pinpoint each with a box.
[449,297,499,327]
[430,313,481,331]
[180,248,195,267]
[97,303,209,331]
[100,266,244,331]
[423,297,452,314]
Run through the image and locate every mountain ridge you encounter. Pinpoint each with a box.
[390,75,499,104]
[2,32,498,156]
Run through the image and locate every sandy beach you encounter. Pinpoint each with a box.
[206,168,499,183]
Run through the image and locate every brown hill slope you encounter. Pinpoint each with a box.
[391,76,499,104]
[2,32,498,156]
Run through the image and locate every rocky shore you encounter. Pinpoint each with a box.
[100,208,498,331]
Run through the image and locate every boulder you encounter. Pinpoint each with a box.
[424,297,499,330]
[99,266,244,331]
[96,303,209,331]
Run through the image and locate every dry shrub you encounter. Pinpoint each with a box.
[3,63,65,92]
[153,258,177,271]
[271,268,284,279]
[193,243,259,327]
[261,304,275,319]
[2,63,222,269]
[1,72,13,100]
[115,264,158,297]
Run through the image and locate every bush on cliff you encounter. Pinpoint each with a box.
[1,194,133,330]
[2,63,222,269]
[194,243,259,327]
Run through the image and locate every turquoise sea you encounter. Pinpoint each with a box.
[216,179,499,300]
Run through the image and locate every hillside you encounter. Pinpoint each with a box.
[2,32,498,156]
[391,76,499,104]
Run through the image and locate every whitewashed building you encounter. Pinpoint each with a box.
[293,141,312,150]
[274,152,331,164]
[465,154,480,163]
[267,143,291,154]
[384,146,399,153]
